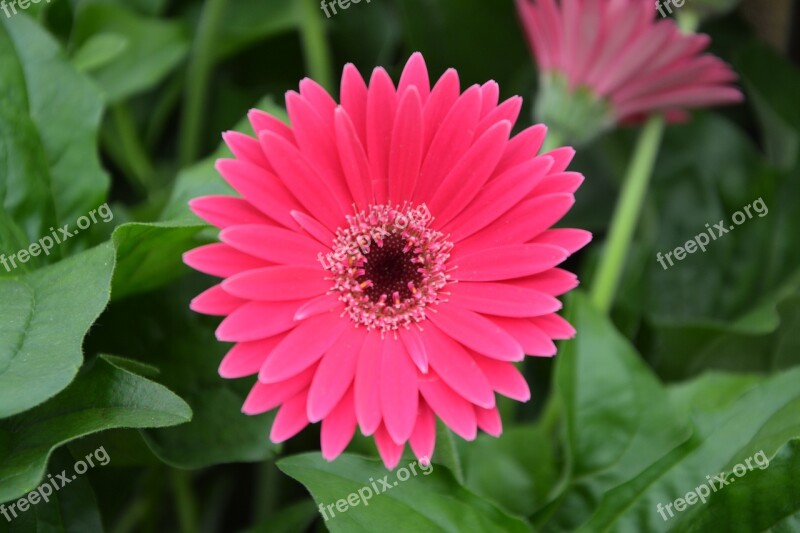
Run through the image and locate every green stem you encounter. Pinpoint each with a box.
[298,0,333,90]
[171,470,199,533]
[179,0,228,166]
[589,114,665,314]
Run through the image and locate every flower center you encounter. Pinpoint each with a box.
[320,204,453,333]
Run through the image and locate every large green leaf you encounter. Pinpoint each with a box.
[460,425,556,518]
[579,364,800,532]
[86,275,278,469]
[0,243,114,418]
[0,449,103,533]
[672,439,800,532]
[543,294,800,531]
[0,15,109,256]
[0,355,191,503]
[72,3,189,102]
[278,453,532,532]
[544,292,691,530]
[110,221,205,301]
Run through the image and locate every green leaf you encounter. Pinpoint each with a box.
[543,296,800,531]
[578,364,800,532]
[0,243,115,418]
[71,32,130,73]
[545,292,691,530]
[0,355,191,503]
[86,275,278,469]
[671,439,800,532]
[0,449,103,533]
[461,425,557,518]
[0,15,109,254]
[110,221,205,301]
[72,3,189,102]
[278,453,532,533]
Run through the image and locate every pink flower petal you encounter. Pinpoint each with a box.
[496,124,547,174]
[220,224,324,266]
[430,120,512,226]
[444,156,554,241]
[472,353,531,402]
[340,63,369,145]
[418,376,477,441]
[183,243,269,278]
[532,228,592,255]
[398,52,431,102]
[388,87,424,203]
[190,284,246,316]
[270,389,310,443]
[260,131,348,230]
[189,195,271,229]
[355,331,384,436]
[307,327,365,422]
[220,334,286,379]
[409,401,436,463]
[216,300,304,342]
[423,324,496,407]
[399,327,429,373]
[259,313,348,383]
[414,85,482,203]
[321,388,358,461]
[223,131,269,168]
[448,282,561,317]
[243,365,316,414]
[223,266,329,301]
[475,406,503,437]
[488,316,557,357]
[366,67,397,204]
[453,244,569,282]
[380,340,419,444]
[422,68,460,154]
[374,425,405,469]
[429,306,523,361]
[215,159,301,229]
[294,293,342,321]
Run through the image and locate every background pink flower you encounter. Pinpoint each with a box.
[184,53,590,468]
[516,0,743,142]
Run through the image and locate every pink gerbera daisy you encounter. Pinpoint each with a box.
[184,53,590,469]
[516,0,743,143]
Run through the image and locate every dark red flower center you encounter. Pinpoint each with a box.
[319,204,453,333]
